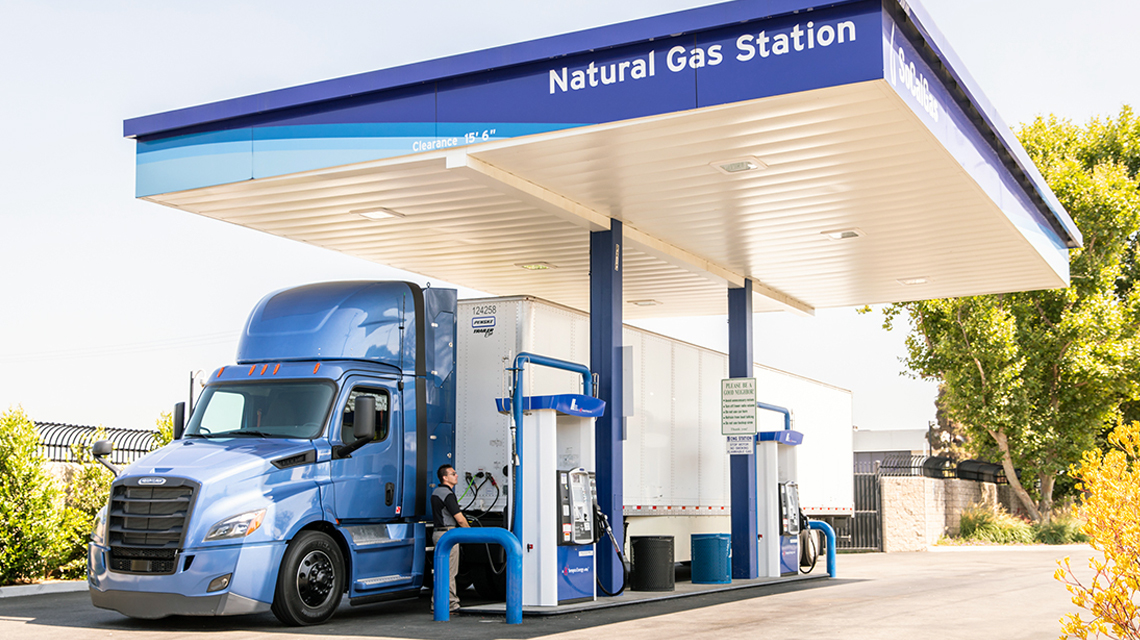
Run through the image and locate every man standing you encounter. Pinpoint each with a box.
[432,464,469,612]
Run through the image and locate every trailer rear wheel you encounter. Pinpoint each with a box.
[271,531,345,626]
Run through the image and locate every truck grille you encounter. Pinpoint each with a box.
[107,478,198,575]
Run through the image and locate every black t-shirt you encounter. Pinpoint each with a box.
[432,486,462,528]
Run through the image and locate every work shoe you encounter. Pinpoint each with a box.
[430,604,462,614]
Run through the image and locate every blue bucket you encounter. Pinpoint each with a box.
[691,533,732,584]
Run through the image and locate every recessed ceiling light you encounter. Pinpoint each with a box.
[897,277,930,286]
[628,299,662,307]
[351,207,405,220]
[516,262,556,271]
[822,228,864,240]
[710,156,768,176]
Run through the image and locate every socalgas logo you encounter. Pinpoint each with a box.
[888,24,940,123]
[138,477,167,486]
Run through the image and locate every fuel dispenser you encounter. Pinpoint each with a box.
[497,393,604,606]
[755,429,804,577]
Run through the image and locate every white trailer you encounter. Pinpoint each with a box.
[454,296,853,560]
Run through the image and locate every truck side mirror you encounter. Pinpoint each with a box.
[173,402,185,441]
[353,396,376,440]
[92,439,113,457]
[334,395,376,459]
[91,439,120,477]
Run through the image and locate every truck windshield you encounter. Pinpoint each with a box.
[185,381,336,439]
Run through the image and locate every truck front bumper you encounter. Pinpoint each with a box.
[87,540,286,619]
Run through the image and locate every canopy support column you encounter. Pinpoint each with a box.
[729,279,758,579]
[591,220,624,595]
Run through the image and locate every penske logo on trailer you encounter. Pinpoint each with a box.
[472,315,495,337]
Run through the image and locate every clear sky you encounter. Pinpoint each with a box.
[1,0,1136,431]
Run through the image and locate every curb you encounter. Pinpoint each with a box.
[0,580,88,599]
[928,543,1092,553]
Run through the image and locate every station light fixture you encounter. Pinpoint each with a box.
[516,262,556,270]
[897,276,931,286]
[628,299,662,307]
[351,207,405,220]
[710,156,768,175]
[822,228,864,240]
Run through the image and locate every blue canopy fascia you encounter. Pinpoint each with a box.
[123,0,1081,248]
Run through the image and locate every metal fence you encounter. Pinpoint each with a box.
[36,422,158,465]
[836,472,882,552]
[839,454,1007,552]
[855,454,1004,482]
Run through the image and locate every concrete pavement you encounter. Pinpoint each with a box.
[0,545,1093,639]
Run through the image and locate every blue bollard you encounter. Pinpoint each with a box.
[806,520,837,578]
[433,527,524,624]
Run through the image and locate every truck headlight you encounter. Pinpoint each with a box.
[91,505,109,545]
[204,509,266,541]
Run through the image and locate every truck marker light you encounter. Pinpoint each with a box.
[218,367,225,376]
[248,365,256,376]
[273,364,280,375]
[261,364,268,375]
[313,363,321,374]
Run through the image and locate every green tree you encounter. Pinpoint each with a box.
[0,407,64,583]
[49,434,114,579]
[153,410,174,449]
[885,108,1140,522]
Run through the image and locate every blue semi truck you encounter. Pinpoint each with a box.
[87,281,462,625]
[87,279,848,624]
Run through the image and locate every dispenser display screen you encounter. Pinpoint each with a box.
[779,482,801,536]
[557,468,596,545]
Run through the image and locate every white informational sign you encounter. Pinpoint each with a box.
[725,434,754,456]
[721,377,757,435]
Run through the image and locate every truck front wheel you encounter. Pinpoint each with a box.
[271,531,345,626]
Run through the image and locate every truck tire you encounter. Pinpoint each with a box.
[271,531,345,626]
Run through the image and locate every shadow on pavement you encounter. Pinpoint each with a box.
[2,577,857,640]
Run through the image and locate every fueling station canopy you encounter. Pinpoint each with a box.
[124,0,1079,318]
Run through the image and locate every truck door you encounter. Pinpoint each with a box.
[331,381,401,522]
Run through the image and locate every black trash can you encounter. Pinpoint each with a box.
[629,535,674,591]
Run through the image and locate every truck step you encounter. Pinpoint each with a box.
[355,574,412,589]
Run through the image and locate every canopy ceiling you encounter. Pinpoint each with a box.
[127,0,1078,318]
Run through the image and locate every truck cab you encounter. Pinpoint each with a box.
[88,281,457,625]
